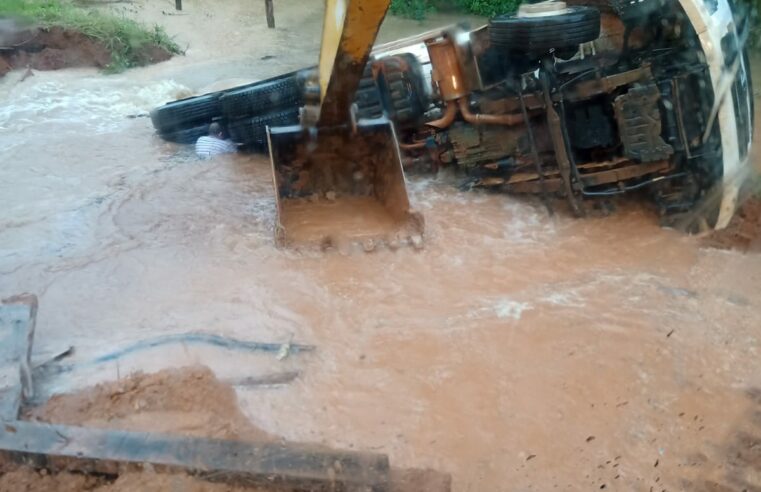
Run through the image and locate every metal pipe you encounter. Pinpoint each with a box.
[457,98,525,126]
[399,141,427,150]
[426,38,469,101]
[425,101,458,129]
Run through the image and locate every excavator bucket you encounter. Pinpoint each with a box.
[267,0,423,250]
[268,121,423,250]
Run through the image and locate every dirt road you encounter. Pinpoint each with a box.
[1,1,761,490]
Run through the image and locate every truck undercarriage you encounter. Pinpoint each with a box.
[150,0,753,232]
[362,0,753,228]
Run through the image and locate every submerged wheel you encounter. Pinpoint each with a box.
[376,54,429,127]
[150,93,222,134]
[159,122,212,144]
[489,5,601,53]
[227,107,300,152]
[354,64,384,120]
[219,71,306,120]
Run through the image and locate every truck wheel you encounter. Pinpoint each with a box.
[354,64,384,120]
[376,54,429,128]
[219,71,307,120]
[150,93,222,133]
[489,6,601,53]
[159,122,211,144]
[228,107,300,152]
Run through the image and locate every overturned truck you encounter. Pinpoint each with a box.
[151,0,753,230]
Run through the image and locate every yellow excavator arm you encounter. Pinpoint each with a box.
[318,0,391,125]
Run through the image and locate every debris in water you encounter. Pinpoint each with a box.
[495,300,532,320]
[276,342,291,361]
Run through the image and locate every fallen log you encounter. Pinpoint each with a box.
[0,421,390,491]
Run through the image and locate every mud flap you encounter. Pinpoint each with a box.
[267,119,424,250]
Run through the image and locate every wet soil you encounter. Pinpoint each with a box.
[705,196,761,252]
[2,366,449,492]
[25,365,275,441]
[1,366,274,491]
[0,26,171,75]
[0,2,760,491]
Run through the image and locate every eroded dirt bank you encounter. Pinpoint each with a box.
[1,1,761,491]
[1,367,273,492]
[0,25,172,76]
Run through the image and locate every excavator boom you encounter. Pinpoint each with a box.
[267,0,423,251]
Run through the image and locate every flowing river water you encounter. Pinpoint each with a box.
[2,1,761,490]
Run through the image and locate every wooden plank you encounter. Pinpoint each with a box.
[0,421,390,491]
[265,0,275,28]
[0,294,37,422]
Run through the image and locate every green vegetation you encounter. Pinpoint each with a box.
[453,0,519,16]
[0,0,181,72]
[389,0,434,20]
[389,0,518,20]
[738,0,760,47]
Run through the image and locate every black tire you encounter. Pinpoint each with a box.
[219,72,305,120]
[150,93,222,133]
[377,54,428,127]
[159,122,211,144]
[489,6,601,53]
[354,64,384,120]
[228,107,300,152]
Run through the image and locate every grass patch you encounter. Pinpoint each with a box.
[389,0,434,20]
[390,0,519,19]
[0,0,181,72]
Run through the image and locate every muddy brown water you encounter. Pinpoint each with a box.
[2,1,761,490]
[281,197,404,245]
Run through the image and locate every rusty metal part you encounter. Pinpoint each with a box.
[540,66,584,216]
[399,140,427,150]
[425,101,458,129]
[564,65,652,102]
[503,159,671,193]
[519,79,552,215]
[580,160,671,187]
[426,37,469,101]
[449,25,482,93]
[444,122,525,170]
[613,84,674,162]
[457,98,526,126]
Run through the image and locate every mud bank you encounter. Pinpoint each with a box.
[0,26,171,76]
[705,196,761,252]
[0,366,450,492]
